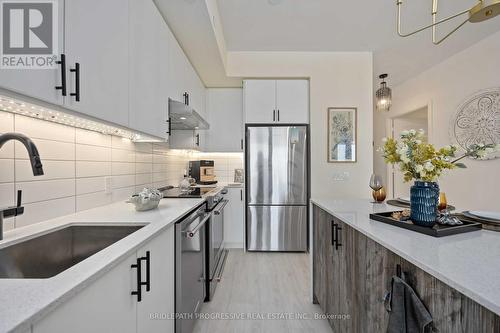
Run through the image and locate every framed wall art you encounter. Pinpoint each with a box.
[327,107,357,163]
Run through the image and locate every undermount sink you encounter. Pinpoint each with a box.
[0,225,144,279]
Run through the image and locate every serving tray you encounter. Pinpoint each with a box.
[369,211,482,237]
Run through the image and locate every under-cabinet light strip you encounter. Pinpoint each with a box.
[0,95,163,142]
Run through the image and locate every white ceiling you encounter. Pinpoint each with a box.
[217,0,500,86]
[157,0,500,88]
[155,0,242,87]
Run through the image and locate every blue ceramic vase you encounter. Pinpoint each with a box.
[410,181,439,227]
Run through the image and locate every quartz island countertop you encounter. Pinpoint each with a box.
[310,197,500,317]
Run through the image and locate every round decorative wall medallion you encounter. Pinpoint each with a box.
[450,88,500,160]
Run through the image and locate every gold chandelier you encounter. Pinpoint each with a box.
[397,0,500,44]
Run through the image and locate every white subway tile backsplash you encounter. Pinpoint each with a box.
[76,144,111,161]
[16,160,75,182]
[111,136,135,150]
[15,139,75,160]
[112,174,136,189]
[75,128,111,147]
[136,152,153,163]
[112,148,135,162]
[135,142,153,153]
[0,142,14,159]
[16,197,75,228]
[0,182,14,207]
[112,186,135,202]
[0,159,14,183]
[112,162,135,175]
[76,192,112,212]
[0,111,14,132]
[16,179,75,204]
[135,173,152,186]
[76,161,112,178]
[76,177,106,195]
[135,163,152,174]
[16,115,75,142]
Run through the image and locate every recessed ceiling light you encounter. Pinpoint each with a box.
[180,117,187,120]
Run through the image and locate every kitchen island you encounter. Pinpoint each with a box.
[310,198,500,332]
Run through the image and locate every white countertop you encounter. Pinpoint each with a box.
[0,197,206,333]
[311,197,500,316]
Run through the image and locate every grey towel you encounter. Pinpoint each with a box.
[385,274,433,333]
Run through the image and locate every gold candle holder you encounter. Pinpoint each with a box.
[372,187,387,203]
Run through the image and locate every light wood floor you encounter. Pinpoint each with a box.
[193,250,332,333]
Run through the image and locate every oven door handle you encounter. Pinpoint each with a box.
[213,200,229,215]
[185,213,210,238]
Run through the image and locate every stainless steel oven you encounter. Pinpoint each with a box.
[205,190,229,301]
[175,204,210,333]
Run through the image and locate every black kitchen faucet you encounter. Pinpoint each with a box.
[0,133,44,240]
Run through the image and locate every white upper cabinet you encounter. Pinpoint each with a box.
[206,88,243,152]
[244,80,276,123]
[167,31,205,117]
[129,0,169,139]
[64,0,129,127]
[244,79,309,124]
[276,80,309,123]
[0,2,65,106]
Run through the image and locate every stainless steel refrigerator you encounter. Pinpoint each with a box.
[246,125,308,252]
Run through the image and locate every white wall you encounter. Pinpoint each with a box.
[226,51,374,198]
[374,31,500,211]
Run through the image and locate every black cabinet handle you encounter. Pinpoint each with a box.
[183,92,189,105]
[131,258,142,302]
[166,117,171,136]
[277,109,280,122]
[70,63,80,102]
[139,251,151,292]
[240,189,243,201]
[273,110,276,121]
[240,139,243,150]
[195,134,200,146]
[335,225,342,250]
[331,221,337,247]
[55,54,66,96]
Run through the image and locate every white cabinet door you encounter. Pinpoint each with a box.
[224,187,245,249]
[244,80,276,124]
[206,88,243,152]
[0,2,65,105]
[64,0,129,126]
[168,32,190,103]
[137,226,175,333]
[129,0,168,138]
[33,253,137,333]
[159,17,170,141]
[276,80,309,124]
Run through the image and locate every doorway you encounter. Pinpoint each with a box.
[386,105,431,199]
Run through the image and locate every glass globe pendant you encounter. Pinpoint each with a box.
[376,74,392,112]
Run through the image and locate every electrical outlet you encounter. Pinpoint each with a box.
[104,177,113,194]
[332,172,350,181]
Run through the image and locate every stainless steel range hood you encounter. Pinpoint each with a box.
[169,98,209,130]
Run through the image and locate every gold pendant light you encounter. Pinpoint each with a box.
[397,0,500,44]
